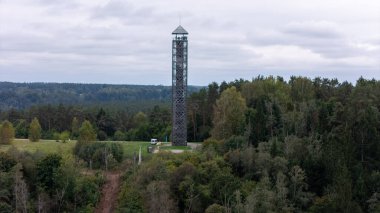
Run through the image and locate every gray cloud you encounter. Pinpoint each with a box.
[284,21,342,38]
[0,0,379,85]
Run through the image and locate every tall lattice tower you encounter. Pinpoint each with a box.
[172,25,188,146]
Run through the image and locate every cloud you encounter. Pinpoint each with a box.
[0,0,379,85]
[283,21,342,39]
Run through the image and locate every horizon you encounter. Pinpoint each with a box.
[0,74,377,87]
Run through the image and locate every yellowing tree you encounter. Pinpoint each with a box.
[78,120,97,144]
[133,111,148,127]
[0,120,15,144]
[211,86,247,140]
[29,117,42,142]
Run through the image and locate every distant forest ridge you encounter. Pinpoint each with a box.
[0,82,203,110]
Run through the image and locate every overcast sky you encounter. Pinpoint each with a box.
[0,0,379,85]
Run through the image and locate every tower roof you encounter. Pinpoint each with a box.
[172,25,188,35]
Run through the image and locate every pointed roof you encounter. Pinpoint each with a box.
[172,25,188,35]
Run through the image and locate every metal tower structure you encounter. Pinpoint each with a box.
[172,25,188,146]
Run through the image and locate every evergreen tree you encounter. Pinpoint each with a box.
[71,117,80,139]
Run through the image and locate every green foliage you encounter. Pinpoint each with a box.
[0,143,106,212]
[60,131,70,143]
[53,132,60,142]
[0,152,16,172]
[0,120,15,144]
[117,185,144,213]
[0,153,18,212]
[28,117,41,142]
[74,142,123,169]
[113,130,126,141]
[97,130,107,141]
[210,172,241,205]
[205,204,226,213]
[71,117,80,139]
[78,120,97,144]
[14,119,28,139]
[211,86,247,140]
[132,111,148,127]
[2,76,380,212]
[75,175,104,210]
[36,154,62,195]
[223,135,245,151]
[0,82,201,110]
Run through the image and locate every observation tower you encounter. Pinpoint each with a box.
[171,25,188,146]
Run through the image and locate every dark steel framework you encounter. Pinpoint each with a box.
[172,26,188,146]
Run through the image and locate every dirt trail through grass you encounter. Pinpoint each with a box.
[95,171,122,213]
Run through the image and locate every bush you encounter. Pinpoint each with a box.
[117,185,144,213]
[224,135,246,152]
[74,142,124,169]
[60,131,70,143]
[205,204,226,213]
[114,130,126,141]
[0,152,16,172]
[53,132,60,142]
[36,154,62,195]
[97,130,107,141]
[75,175,103,207]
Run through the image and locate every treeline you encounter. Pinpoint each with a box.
[0,82,201,110]
[0,104,171,142]
[118,76,380,212]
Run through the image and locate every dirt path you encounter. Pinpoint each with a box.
[95,171,122,213]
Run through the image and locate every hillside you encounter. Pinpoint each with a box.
[0,82,202,109]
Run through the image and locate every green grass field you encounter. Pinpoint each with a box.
[160,145,192,151]
[0,139,153,159]
[104,140,152,158]
[0,139,76,154]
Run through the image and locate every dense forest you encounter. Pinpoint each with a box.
[1,76,380,212]
[116,76,380,212]
[0,82,201,110]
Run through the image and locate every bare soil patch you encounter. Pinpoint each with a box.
[95,171,122,213]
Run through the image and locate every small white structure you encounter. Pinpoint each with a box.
[150,138,158,145]
[138,145,142,165]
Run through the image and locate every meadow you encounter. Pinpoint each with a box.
[0,139,153,159]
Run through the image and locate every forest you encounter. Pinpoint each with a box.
[0,82,201,110]
[117,76,380,212]
[1,76,380,212]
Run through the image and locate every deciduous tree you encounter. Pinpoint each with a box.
[29,117,42,142]
[0,120,15,144]
[211,86,247,140]
[78,120,96,144]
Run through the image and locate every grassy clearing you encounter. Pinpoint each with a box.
[0,139,154,159]
[103,141,152,158]
[0,139,75,154]
[160,145,192,151]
